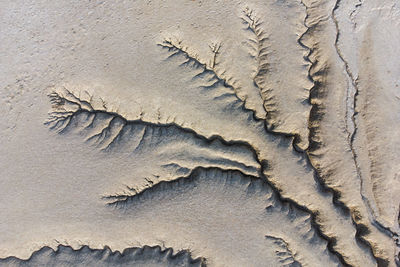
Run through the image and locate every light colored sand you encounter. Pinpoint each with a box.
[0,0,399,266]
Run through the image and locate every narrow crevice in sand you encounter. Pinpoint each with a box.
[349,0,364,26]
[333,0,400,238]
[332,1,399,265]
[332,0,377,232]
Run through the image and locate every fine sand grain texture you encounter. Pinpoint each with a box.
[0,0,399,266]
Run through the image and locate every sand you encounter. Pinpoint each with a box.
[0,0,399,266]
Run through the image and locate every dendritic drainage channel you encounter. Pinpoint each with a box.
[41,6,389,267]
[44,87,341,266]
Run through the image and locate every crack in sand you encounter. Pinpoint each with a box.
[332,0,398,244]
